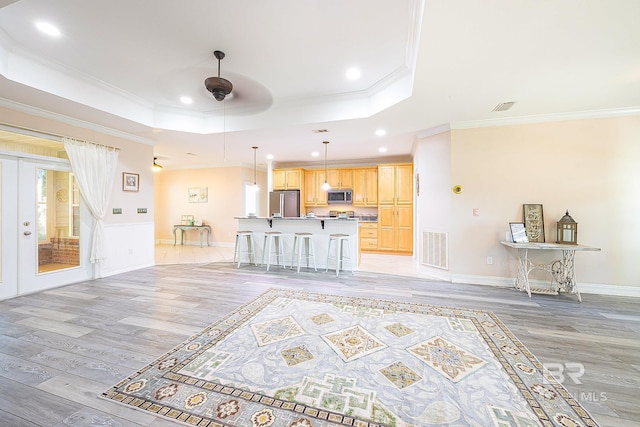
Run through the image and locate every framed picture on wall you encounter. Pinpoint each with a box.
[523,203,545,242]
[509,222,529,243]
[188,187,208,203]
[122,172,139,192]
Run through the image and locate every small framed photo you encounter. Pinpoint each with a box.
[509,222,529,243]
[523,203,545,242]
[123,172,139,192]
[180,215,194,225]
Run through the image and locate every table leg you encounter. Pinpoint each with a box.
[198,229,203,247]
[515,248,532,297]
[206,227,211,246]
[173,227,177,246]
[552,250,580,302]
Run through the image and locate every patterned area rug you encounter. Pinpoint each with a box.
[102,288,599,427]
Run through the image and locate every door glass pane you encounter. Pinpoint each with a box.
[37,168,80,273]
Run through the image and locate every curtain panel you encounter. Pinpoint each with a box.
[63,137,119,263]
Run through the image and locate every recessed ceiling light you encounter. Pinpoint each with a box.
[311,151,319,157]
[180,96,193,104]
[378,147,387,153]
[266,154,274,160]
[346,67,361,80]
[375,129,386,136]
[35,21,61,37]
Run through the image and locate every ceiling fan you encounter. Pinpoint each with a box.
[204,50,233,101]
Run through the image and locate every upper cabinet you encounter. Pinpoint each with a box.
[353,168,378,206]
[304,170,328,206]
[327,169,354,189]
[273,168,303,190]
[378,164,413,205]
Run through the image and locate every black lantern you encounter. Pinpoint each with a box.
[556,210,578,245]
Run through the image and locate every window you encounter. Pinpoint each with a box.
[244,183,259,216]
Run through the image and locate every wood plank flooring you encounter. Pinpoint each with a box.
[0,251,638,426]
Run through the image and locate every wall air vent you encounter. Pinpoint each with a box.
[492,101,516,112]
[422,231,449,270]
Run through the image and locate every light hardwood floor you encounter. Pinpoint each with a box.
[0,246,638,426]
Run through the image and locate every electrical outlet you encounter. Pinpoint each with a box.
[486,256,493,265]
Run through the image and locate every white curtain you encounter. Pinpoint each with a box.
[63,137,119,263]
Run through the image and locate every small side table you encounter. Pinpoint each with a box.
[173,225,212,247]
[500,241,601,302]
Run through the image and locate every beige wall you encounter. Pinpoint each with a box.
[417,115,639,288]
[154,165,267,245]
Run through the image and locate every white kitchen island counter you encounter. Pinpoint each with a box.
[235,217,359,270]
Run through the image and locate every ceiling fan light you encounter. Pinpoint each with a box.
[205,77,233,101]
[205,50,233,102]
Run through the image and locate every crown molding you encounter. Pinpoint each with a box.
[0,97,157,146]
[450,106,640,130]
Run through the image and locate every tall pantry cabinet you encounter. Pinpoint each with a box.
[377,163,413,253]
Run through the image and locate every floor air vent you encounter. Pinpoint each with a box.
[422,231,448,270]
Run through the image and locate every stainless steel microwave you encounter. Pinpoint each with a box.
[327,189,352,204]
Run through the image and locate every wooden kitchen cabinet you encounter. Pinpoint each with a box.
[273,168,303,190]
[327,168,354,189]
[304,170,327,206]
[353,168,377,206]
[377,163,413,253]
[378,164,412,205]
[359,222,378,250]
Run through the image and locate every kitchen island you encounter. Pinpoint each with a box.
[235,217,359,270]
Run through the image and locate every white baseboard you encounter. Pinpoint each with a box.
[417,265,452,282]
[578,283,640,298]
[101,262,156,278]
[157,239,234,248]
[452,274,640,298]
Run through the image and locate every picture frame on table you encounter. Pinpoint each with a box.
[180,215,194,225]
[122,172,139,192]
[509,222,529,243]
[523,203,545,242]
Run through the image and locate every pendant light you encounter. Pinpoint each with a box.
[152,157,163,171]
[321,141,331,191]
[252,146,259,189]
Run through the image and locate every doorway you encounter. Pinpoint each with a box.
[1,154,91,299]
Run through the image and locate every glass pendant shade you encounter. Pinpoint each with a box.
[322,141,331,191]
[252,146,259,189]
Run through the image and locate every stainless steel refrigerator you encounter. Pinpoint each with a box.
[269,190,300,217]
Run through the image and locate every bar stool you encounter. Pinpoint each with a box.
[326,233,353,277]
[262,231,286,271]
[290,232,317,273]
[233,231,257,268]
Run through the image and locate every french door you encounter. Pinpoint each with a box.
[1,154,91,299]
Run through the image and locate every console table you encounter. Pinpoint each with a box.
[500,241,601,302]
[173,225,212,247]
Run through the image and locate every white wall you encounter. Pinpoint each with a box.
[1,106,156,279]
[415,115,640,294]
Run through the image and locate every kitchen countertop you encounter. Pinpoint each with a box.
[236,216,358,221]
